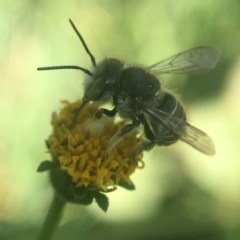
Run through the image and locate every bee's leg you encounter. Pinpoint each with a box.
[138,114,156,142]
[132,140,156,161]
[105,120,140,157]
[95,107,117,119]
[78,107,117,136]
[132,115,157,162]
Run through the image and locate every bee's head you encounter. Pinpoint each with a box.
[83,58,124,101]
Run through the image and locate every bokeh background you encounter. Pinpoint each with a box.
[1,0,240,239]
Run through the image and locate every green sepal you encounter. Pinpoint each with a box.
[119,181,135,190]
[45,140,50,149]
[37,160,56,172]
[94,192,109,212]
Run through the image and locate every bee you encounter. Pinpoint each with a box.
[38,19,220,159]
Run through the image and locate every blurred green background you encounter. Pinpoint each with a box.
[1,0,240,239]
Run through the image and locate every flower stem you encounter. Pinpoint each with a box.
[37,193,66,240]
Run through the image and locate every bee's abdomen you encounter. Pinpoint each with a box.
[161,92,186,120]
[153,92,186,146]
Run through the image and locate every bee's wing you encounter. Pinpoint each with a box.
[180,125,215,155]
[148,46,220,74]
[141,103,215,155]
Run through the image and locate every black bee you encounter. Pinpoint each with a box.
[38,19,220,158]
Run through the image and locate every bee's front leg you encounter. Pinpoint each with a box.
[95,107,117,119]
[77,107,117,136]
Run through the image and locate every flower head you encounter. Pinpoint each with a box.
[38,100,144,211]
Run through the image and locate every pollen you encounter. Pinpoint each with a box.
[47,100,144,192]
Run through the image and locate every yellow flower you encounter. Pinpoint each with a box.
[38,100,144,211]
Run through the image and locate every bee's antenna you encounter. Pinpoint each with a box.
[37,19,96,76]
[37,65,93,76]
[69,19,96,67]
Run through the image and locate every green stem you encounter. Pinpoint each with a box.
[37,193,66,240]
